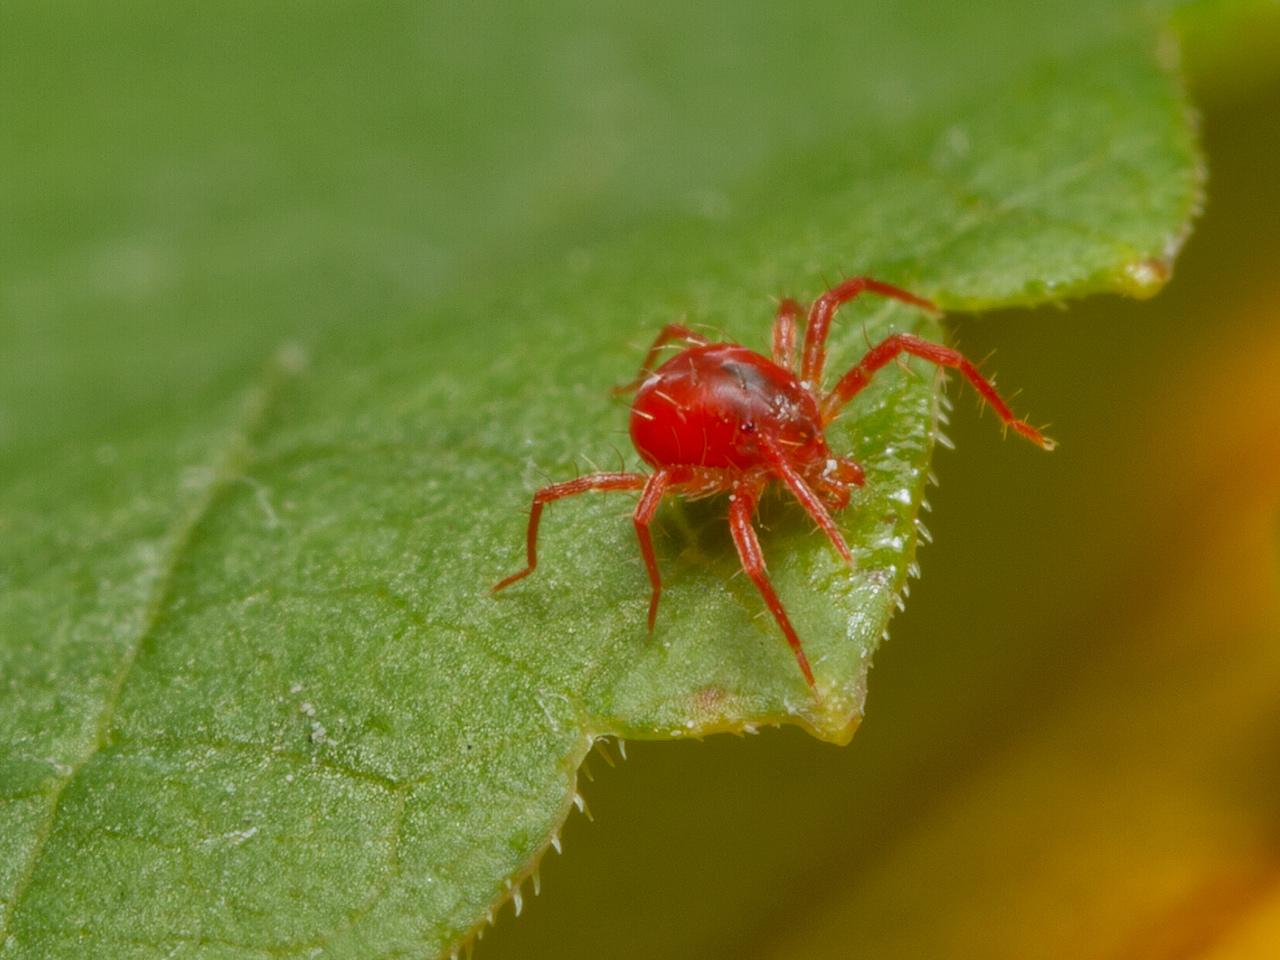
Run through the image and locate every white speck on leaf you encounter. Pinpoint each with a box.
[200,826,259,848]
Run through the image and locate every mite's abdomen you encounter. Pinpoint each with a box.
[629,343,822,470]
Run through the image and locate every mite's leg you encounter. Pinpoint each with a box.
[771,298,802,371]
[493,472,648,592]
[728,480,816,688]
[820,333,1055,449]
[632,470,671,630]
[800,277,940,386]
[613,323,710,394]
[762,440,854,567]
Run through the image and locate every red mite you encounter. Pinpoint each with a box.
[494,277,1053,687]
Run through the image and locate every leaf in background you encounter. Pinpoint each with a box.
[0,1,1201,956]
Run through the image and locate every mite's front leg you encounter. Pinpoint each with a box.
[727,479,816,688]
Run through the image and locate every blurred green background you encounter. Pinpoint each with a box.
[3,2,1279,959]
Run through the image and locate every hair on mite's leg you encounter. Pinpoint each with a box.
[493,472,648,592]
[819,333,1055,449]
[727,480,816,688]
[771,298,802,371]
[800,277,940,386]
[613,324,711,394]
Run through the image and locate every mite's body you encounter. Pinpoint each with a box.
[630,342,863,508]
[494,277,1052,687]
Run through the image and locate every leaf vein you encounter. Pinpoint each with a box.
[0,347,303,946]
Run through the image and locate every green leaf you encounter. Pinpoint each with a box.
[1,1,1201,957]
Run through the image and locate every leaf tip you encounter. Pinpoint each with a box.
[1115,256,1173,300]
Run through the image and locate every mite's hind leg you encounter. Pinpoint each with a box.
[800,277,940,386]
[493,472,648,592]
[632,470,671,630]
[727,480,816,688]
[613,324,710,394]
[771,298,802,371]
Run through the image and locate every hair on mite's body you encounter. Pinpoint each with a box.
[494,277,1053,688]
